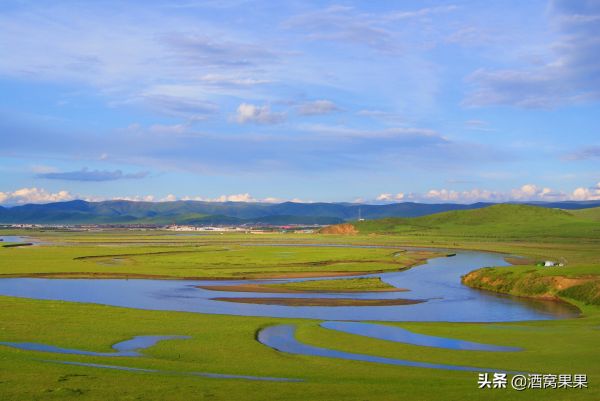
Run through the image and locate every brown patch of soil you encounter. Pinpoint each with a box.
[319,224,358,235]
[551,276,594,291]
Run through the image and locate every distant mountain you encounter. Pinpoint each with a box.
[0,199,599,225]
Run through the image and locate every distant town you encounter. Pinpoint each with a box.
[0,223,321,234]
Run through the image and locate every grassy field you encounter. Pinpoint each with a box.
[0,293,598,401]
[353,204,600,241]
[1,204,599,400]
[263,277,400,292]
[0,239,439,279]
[200,277,402,294]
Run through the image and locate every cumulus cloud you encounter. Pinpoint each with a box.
[178,193,283,203]
[297,100,340,116]
[510,184,560,200]
[572,183,600,201]
[372,183,600,204]
[162,194,177,202]
[234,103,286,124]
[376,193,405,201]
[102,195,156,202]
[37,168,149,182]
[376,183,600,203]
[422,184,566,203]
[0,188,73,205]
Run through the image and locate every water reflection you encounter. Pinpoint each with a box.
[257,324,518,372]
[0,248,580,322]
[320,321,521,351]
[0,335,189,357]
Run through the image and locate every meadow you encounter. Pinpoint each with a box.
[1,205,599,400]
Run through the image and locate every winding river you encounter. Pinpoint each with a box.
[0,241,580,374]
[0,247,578,322]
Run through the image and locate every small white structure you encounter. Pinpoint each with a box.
[544,260,556,267]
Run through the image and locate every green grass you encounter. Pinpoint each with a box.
[1,204,600,400]
[1,295,598,401]
[263,277,398,292]
[354,204,600,240]
[463,264,600,305]
[0,241,437,279]
[571,206,600,221]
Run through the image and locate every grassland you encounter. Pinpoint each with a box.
[1,204,599,400]
[200,277,402,293]
[0,240,439,279]
[263,277,400,292]
[0,288,597,400]
[353,204,600,241]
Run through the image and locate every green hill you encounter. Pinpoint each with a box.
[571,206,600,222]
[353,204,600,240]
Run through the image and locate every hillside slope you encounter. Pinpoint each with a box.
[351,204,600,239]
[571,206,600,222]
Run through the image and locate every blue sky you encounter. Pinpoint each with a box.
[0,0,599,205]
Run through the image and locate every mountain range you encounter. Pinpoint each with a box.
[1,199,600,225]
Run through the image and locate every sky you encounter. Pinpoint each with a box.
[0,0,599,205]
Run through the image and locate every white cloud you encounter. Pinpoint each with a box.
[180,193,275,203]
[0,187,74,205]
[371,183,600,204]
[216,193,254,202]
[421,184,566,203]
[571,183,600,201]
[297,100,340,116]
[234,103,286,124]
[105,195,156,202]
[398,183,600,203]
[376,193,405,201]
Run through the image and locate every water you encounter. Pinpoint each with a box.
[0,335,189,357]
[0,235,40,246]
[0,249,578,322]
[0,246,578,373]
[320,322,521,351]
[257,325,519,373]
[0,236,28,242]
